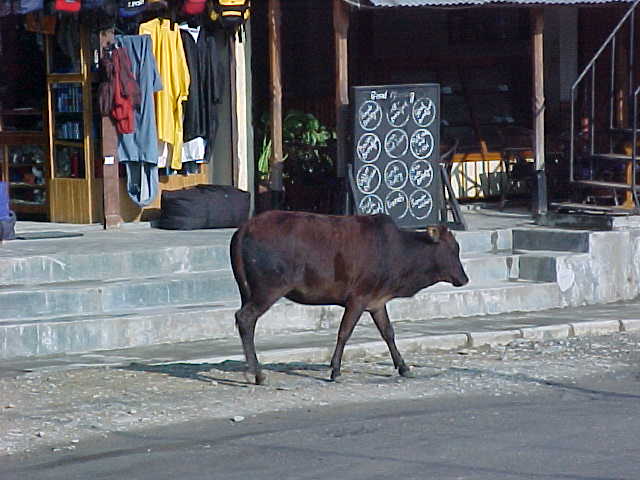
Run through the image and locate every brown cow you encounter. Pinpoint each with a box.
[230,211,469,384]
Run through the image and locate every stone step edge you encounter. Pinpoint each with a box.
[0,279,553,327]
[167,319,640,369]
[0,250,541,292]
[0,268,233,293]
[0,249,543,287]
[0,280,564,359]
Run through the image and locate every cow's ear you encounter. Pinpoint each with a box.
[425,226,441,243]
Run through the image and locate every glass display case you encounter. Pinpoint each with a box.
[51,82,86,179]
[0,142,49,216]
[46,25,98,223]
[7,144,47,206]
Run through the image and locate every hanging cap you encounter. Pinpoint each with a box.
[119,0,146,17]
[55,0,81,12]
[182,0,205,16]
[146,0,167,10]
[15,0,44,14]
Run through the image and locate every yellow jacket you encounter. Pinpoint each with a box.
[139,19,190,170]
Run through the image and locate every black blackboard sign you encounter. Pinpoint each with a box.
[350,83,442,229]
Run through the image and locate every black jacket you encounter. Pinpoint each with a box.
[180,26,224,163]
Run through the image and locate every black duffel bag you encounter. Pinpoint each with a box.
[157,184,250,230]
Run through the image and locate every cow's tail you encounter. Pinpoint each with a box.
[230,226,251,306]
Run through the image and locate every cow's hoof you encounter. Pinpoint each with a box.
[244,370,268,385]
[330,370,342,382]
[399,365,415,378]
[255,372,268,385]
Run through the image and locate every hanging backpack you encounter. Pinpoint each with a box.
[209,0,250,33]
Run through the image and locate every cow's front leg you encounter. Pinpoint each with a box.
[330,303,365,381]
[371,305,413,378]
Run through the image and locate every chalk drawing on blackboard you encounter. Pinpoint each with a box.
[359,194,384,215]
[358,100,383,131]
[386,97,411,128]
[383,160,408,190]
[409,188,434,220]
[385,190,409,219]
[409,159,434,189]
[412,97,436,128]
[356,133,382,163]
[410,129,435,160]
[356,164,382,195]
[384,128,409,159]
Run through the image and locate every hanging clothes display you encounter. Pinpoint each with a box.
[139,18,190,171]
[116,33,162,207]
[179,23,223,165]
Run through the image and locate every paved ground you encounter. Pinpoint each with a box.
[1,323,639,459]
[4,363,639,480]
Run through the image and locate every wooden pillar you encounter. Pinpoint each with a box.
[333,0,349,176]
[268,0,284,195]
[334,0,350,213]
[99,29,122,229]
[229,40,239,187]
[532,9,547,215]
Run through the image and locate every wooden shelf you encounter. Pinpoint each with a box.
[1,109,43,116]
[10,201,47,210]
[8,162,45,168]
[53,140,83,148]
[10,182,45,189]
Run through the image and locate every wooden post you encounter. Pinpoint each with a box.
[532,9,547,215]
[334,0,350,213]
[229,39,239,187]
[616,43,635,208]
[99,29,122,229]
[268,0,284,198]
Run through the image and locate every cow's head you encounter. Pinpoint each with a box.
[425,225,469,287]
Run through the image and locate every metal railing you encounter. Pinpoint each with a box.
[569,0,640,200]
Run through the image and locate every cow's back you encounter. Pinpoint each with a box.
[234,211,401,306]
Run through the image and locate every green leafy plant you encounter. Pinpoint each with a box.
[256,110,336,182]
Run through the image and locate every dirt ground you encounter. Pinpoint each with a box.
[2,331,639,457]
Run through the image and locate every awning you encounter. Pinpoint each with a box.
[367,0,633,6]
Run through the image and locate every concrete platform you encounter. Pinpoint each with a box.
[1,204,640,360]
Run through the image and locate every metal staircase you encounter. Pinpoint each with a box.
[558,0,640,214]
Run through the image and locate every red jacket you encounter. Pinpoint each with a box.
[111,47,141,134]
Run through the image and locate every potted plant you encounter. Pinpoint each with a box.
[256,110,336,212]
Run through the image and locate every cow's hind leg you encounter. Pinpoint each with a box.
[330,302,365,381]
[371,306,412,378]
[235,296,279,385]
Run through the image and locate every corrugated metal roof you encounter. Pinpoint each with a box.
[368,0,634,6]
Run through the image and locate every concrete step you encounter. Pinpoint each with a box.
[0,270,238,320]
[462,252,517,284]
[512,228,590,252]
[0,229,511,287]
[516,251,590,283]
[0,279,562,359]
[0,249,569,322]
[0,244,231,287]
